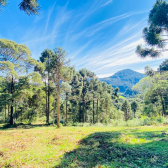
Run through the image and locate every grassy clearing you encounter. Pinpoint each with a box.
[0,124,168,168]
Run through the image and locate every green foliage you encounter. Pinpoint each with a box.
[159,59,168,72]
[132,76,153,94]
[19,0,40,16]
[131,101,138,117]
[0,39,167,127]
[0,0,7,11]
[121,100,132,121]
[136,0,168,58]
[0,0,40,15]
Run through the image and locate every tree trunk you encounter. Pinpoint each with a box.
[15,105,17,122]
[83,97,85,123]
[47,74,50,124]
[45,80,48,124]
[10,99,13,125]
[65,92,68,125]
[125,110,128,121]
[47,57,50,124]
[10,76,14,125]
[8,104,9,117]
[82,77,85,123]
[93,96,94,124]
[160,93,166,116]
[21,108,22,123]
[97,99,99,123]
[56,75,60,127]
[5,104,6,120]
[79,102,81,122]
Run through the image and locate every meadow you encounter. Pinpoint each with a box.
[0,124,168,168]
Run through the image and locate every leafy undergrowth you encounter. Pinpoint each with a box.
[0,125,168,168]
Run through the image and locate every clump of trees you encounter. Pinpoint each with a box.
[0,39,122,126]
[133,66,168,117]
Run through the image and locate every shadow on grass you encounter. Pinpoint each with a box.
[54,130,168,168]
[0,123,51,130]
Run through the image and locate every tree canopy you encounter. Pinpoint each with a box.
[136,0,168,58]
[0,0,40,15]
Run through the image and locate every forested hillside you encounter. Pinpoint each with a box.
[100,69,145,93]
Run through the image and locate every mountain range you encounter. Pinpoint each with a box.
[99,69,145,94]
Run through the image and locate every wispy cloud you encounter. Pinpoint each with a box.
[101,0,113,7]
[43,1,57,36]
[3,0,162,78]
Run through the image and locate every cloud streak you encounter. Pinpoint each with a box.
[2,0,162,78]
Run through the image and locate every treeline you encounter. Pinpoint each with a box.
[1,39,168,127]
[0,39,121,126]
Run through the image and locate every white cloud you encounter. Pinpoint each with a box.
[97,73,114,78]
[101,0,113,7]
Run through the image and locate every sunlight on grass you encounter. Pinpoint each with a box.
[118,134,151,144]
[0,125,168,167]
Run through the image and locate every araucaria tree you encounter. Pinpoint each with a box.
[61,82,71,125]
[136,0,168,58]
[79,68,96,123]
[121,100,132,121]
[39,49,53,124]
[50,47,70,127]
[131,101,138,118]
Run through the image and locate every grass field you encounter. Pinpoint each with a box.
[0,124,168,168]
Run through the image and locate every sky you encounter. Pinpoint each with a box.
[0,0,167,78]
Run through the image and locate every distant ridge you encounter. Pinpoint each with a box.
[99,69,145,93]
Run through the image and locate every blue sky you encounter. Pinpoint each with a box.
[0,0,167,77]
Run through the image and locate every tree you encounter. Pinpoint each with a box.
[132,76,153,95]
[131,101,138,118]
[0,39,40,125]
[50,47,70,127]
[144,72,168,116]
[89,78,100,124]
[39,49,53,124]
[69,71,83,122]
[0,77,10,121]
[121,100,131,121]
[136,0,168,58]
[144,66,155,77]
[0,0,7,11]
[61,82,71,125]
[0,0,40,15]
[79,68,96,123]
[159,59,168,72]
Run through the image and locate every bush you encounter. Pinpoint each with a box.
[108,115,168,127]
[156,116,165,123]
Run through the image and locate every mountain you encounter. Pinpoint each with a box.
[99,69,145,93]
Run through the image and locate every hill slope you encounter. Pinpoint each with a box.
[99,69,145,93]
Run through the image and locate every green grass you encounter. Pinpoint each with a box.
[0,124,168,167]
